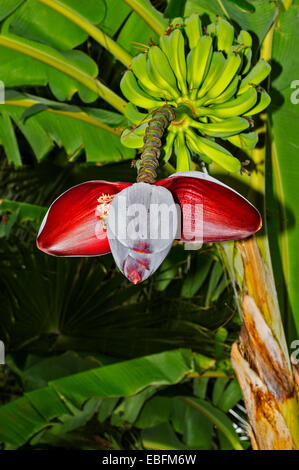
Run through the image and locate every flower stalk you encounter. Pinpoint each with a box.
[137,105,175,183]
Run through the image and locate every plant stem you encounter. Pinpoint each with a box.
[217,0,230,19]
[123,0,167,37]
[38,0,132,67]
[137,105,175,183]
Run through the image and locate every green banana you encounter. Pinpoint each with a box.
[174,131,191,171]
[216,18,234,54]
[132,121,148,136]
[189,116,250,137]
[231,30,252,75]
[202,87,257,118]
[121,128,144,148]
[162,130,176,162]
[207,22,216,36]
[130,53,173,100]
[160,29,188,95]
[243,88,271,116]
[187,35,213,97]
[225,131,258,150]
[196,51,226,100]
[120,19,270,165]
[170,17,184,28]
[124,103,151,126]
[204,74,239,105]
[185,13,202,49]
[237,30,252,48]
[241,47,252,75]
[187,131,241,172]
[205,52,242,100]
[238,59,271,94]
[120,71,162,109]
[147,46,180,99]
[185,128,213,164]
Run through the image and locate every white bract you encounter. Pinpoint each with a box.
[107,183,179,284]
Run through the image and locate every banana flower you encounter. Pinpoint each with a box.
[37,172,261,284]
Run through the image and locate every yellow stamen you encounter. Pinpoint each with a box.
[95,193,114,229]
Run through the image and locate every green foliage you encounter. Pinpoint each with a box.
[0,349,246,450]
[267,3,299,339]
[1,91,133,164]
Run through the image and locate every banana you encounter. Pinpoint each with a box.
[186,131,241,172]
[170,17,184,28]
[185,13,202,49]
[241,47,252,75]
[216,18,234,55]
[147,46,180,99]
[185,128,212,164]
[225,131,258,150]
[121,128,144,148]
[207,22,216,36]
[202,86,257,118]
[187,35,213,97]
[237,30,252,48]
[130,53,173,100]
[125,103,150,125]
[238,59,271,94]
[204,52,241,100]
[174,131,191,171]
[160,29,188,95]
[196,51,226,100]
[162,130,176,162]
[243,88,271,116]
[237,30,252,74]
[120,71,162,109]
[204,74,239,105]
[189,116,250,137]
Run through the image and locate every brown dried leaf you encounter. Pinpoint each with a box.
[231,341,295,450]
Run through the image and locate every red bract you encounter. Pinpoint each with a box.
[157,172,261,242]
[37,181,130,256]
[37,172,261,283]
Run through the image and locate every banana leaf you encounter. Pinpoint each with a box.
[0,91,133,165]
[0,348,193,448]
[267,4,299,338]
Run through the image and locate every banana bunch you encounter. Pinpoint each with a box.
[120,15,271,173]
